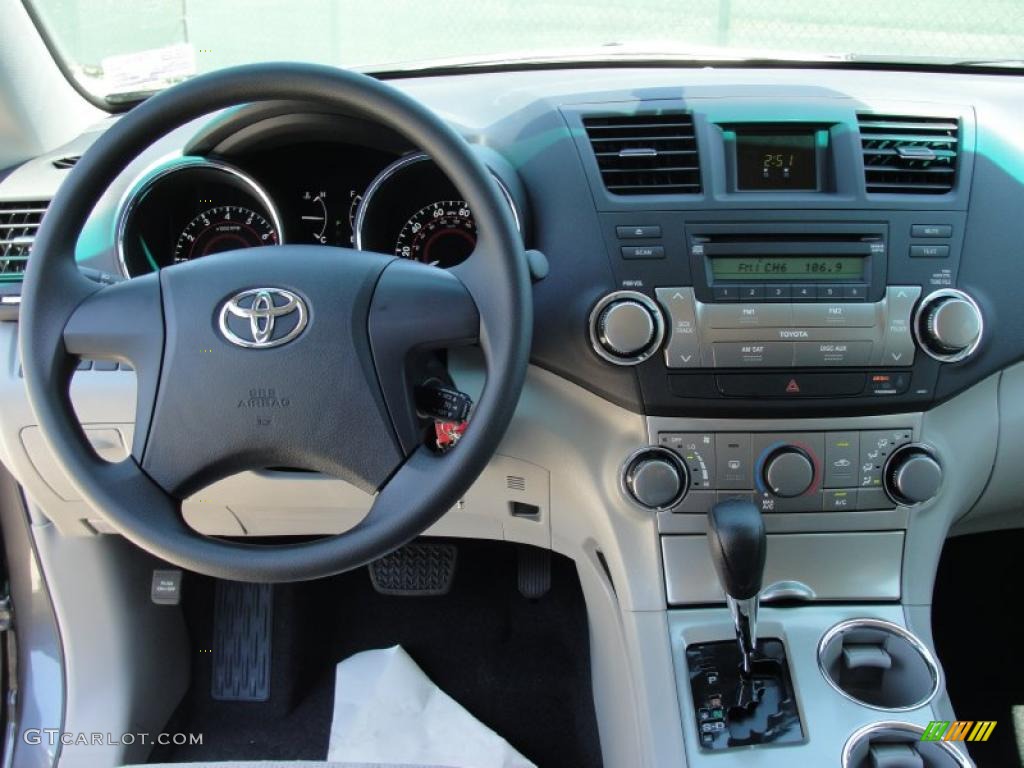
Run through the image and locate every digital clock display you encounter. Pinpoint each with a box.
[710,256,864,281]
[736,132,818,190]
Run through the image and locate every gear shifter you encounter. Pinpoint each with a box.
[706,498,767,675]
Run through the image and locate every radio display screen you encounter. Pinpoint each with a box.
[736,132,818,190]
[710,256,864,281]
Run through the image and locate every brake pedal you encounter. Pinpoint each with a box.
[518,546,551,599]
[211,582,273,701]
[369,542,457,596]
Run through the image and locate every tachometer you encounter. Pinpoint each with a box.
[395,200,476,267]
[174,205,279,262]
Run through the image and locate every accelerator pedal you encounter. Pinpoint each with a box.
[518,546,552,599]
[369,542,457,596]
[211,581,273,702]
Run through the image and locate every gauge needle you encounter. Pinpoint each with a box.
[301,215,325,221]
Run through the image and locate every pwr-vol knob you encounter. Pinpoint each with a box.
[589,291,666,365]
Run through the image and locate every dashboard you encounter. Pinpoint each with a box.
[5,62,1024,768]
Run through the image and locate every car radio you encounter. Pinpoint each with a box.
[588,216,982,412]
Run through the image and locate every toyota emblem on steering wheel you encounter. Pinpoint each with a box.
[218,288,308,349]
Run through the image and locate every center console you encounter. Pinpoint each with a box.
[568,102,983,765]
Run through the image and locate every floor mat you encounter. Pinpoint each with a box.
[933,530,1024,767]
[149,541,602,768]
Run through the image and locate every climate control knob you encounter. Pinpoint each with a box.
[884,444,943,505]
[589,291,665,365]
[623,447,689,510]
[763,447,815,498]
[914,289,983,362]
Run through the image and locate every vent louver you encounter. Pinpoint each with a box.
[52,155,81,170]
[583,113,702,195]
[858,114,959,195]
[0,201,49,282]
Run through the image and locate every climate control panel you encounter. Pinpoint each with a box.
[623,428,943,514]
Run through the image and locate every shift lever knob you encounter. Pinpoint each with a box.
[707,499,767,599]
[707,499,767,675]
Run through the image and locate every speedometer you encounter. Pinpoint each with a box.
[174,205,279,262]
[394,200,476,267]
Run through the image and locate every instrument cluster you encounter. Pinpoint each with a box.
[116,142,521,277]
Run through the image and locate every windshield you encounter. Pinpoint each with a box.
[26,0,1024,103]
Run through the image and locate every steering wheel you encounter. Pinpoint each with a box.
[19,64,531,582]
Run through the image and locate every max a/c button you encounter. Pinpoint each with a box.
[715,372,867,398]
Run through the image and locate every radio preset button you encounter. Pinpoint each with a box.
[817,285,843,300]
[739,285,765,301]
[713,342,794,367]
[712,286,739,302]
[792,302,875,327]
[793,341,873,366]
[765,285,791,301]
[703,303,793,329]
[792,285,815,301]
[844,285,868,300]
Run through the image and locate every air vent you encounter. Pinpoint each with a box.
[858,114,959,194]
[506,475,527,492]
[0,201,49,282]
[583,113,702,195]
[52,155,80,170]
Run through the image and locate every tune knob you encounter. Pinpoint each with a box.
[884,444,943,505]
[763,447,815,498]
[589,291,666,365]
[914,289,983,362]
[623,447,689,510]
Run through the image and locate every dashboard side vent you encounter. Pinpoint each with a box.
[582,113,702,195]
[858,114,959,194]
[52,155,81,170]
[0,201,49,282]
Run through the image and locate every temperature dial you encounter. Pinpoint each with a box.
[589,291,666,365]
[762,447,815,498]
[914,289,983,362]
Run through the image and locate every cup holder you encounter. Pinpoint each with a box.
[818,618,941,711]
[843,722,971,767]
